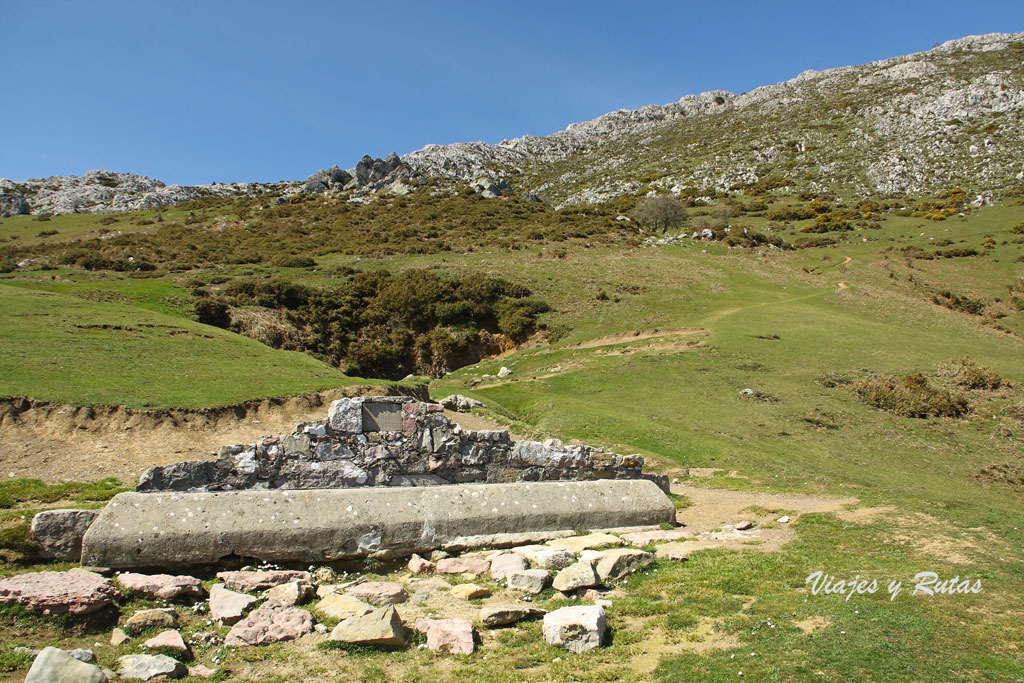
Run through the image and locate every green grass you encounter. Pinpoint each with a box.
[0,282,374,408]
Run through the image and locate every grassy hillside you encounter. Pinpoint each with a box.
[0,282,370,408]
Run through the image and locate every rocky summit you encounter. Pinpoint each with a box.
[7,33,1023,217]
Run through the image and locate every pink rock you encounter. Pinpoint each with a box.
[620,529,691,546]
[408,554,435,575]
[0,570,116,615]
[188,665,218,679]
[489,553,528,580]
[215,570,311,592]
[735,521,754,531]
[209,584,258,625]
[117,573,205,601]
[436,557,490,575]
[346,581,409,606]
[224,600,314,647]
[415,618,476,654]
[143,629,189,652]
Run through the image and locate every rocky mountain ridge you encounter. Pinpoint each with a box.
[4,32,1023,217]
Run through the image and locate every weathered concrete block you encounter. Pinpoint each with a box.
[31,508,100,561]
[81,480,675,569]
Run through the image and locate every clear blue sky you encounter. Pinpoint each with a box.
[3,1,1022,185]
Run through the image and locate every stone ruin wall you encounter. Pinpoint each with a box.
[138,396,669,493]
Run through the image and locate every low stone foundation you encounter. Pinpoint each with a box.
[138,396,668,493]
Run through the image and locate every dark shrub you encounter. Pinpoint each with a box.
[853,373,969,418]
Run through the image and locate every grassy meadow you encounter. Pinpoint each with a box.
[0,190,1022,681]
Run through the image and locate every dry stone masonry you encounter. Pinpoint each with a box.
[137,396,668,493]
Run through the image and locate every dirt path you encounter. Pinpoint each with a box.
[655,483,860,557]
[567,327,705,350]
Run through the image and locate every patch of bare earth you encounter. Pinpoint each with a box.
[0,386,414,483]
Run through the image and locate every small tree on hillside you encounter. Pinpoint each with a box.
[629,195,688,233]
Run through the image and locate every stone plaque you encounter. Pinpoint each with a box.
[361,403,403,432]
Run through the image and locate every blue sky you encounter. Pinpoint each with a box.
[3,1,1022,185]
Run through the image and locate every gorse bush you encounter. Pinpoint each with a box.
[852,373,969,418]
[200,269,548,380]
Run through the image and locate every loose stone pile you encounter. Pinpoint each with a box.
[4,526,695,678]
[137,396,668,493]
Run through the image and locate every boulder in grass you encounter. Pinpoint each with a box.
[215,570,311,592]
[489,552,528,580]
[315,593,374,621]
[407,554,435,574]
[552,561,601,593]
[593,549,655,582]
[0,570,116,615]
[542,605,606,653]
[116,573,205,601]
[415,618,475,654]
[117,654,187,680]
[329,605,407,647]
[224,600,314,647]
[506,569,549,594]
[450,583,490,600]
[124,608,178,634]
[264,580,315,606]
[209,584,258,625]
[143,629,189,653]
[480,605,547,627]
[25,647,108,683]
[346,581,408,605]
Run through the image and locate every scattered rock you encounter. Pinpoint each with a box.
[313,566,339,584]
[439,394,485,412]
[497,366,512,378]
[143,630,189,653]
[514,545,576,570]
[30,509,100,561]
[215,570,311,592]
[25,647,108,683]
[552,561,601,593]
[436,557,490,575]
[187,665,217,679]
[653,542,691,562]
[209,584,258,625]
[125,608,178,634]
[111,628,130,646]
[507,569,550,594]
[450,583,490,600]
[593,549,655,582]
[489,552,528,580]
[407,554,435,574]
[116,573,205,601]
[777,515,791,524]
[0,570,116,615]
[264,580,315,605]
[620,529,691,546]
[736,521,754,531]
[315,593,373,621]
[543,605,607,653]
[480,605,547,627]
[224,600,314,646]
[546,532,621,553]
[329,605,407,646]
[415,618,476,654]
[346,581,409,606]
[118,654,187,680]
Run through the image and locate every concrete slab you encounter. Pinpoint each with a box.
[81,480,674,569]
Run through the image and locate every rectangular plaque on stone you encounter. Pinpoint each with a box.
[362,402,403,432]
